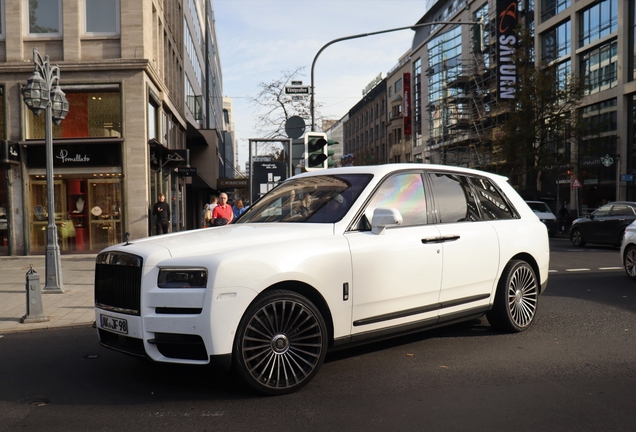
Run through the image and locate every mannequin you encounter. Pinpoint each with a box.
[75,197,85,213]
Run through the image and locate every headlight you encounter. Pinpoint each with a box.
[157,268,208,288]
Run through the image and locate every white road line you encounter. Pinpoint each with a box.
[565,268,591,272]
[549,270,558,273]
[599,267,622,270]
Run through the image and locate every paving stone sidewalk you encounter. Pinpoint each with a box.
[0,254,96,334]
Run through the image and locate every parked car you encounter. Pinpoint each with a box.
[94,164,550,395]
[570,202,636,247]
[525,201,557,237]
[621,220,636,279]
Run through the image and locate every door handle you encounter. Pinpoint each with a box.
[421,235,460,244]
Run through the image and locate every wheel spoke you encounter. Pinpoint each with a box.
[241,296,325,391]
[507,265,538,327]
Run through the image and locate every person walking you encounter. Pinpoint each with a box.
[212,193,233,225]
[152,193,170,235]
[233,199,246,219]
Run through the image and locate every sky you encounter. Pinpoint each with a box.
[213,0,432,171]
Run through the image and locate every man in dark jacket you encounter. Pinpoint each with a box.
[152,193,170,235]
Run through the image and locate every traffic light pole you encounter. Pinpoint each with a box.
[310,19,484,132]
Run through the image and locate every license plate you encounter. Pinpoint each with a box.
[100,314,128,335]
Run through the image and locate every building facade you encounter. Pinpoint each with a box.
[342,0,636,216]
[0,0,225,256]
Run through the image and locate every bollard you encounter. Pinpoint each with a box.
[20,265,49,324]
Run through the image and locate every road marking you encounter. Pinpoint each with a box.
[565,268,591,272]
[599,267,622,270]
[549,270,558,273]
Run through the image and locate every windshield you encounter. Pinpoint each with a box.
[238,174,373,224]
[527,202,551,213]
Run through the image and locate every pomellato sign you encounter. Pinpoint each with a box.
[56,149,91,163]
[497,0,518,100]
[26,143,121,168]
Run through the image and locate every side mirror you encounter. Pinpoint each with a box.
[371,208,403,235]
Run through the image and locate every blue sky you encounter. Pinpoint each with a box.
[213,0,431,169]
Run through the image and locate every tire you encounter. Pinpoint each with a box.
[624,245,636,280]
[486,260,539,333]
[233,289,328,395]
[570,228,586,247]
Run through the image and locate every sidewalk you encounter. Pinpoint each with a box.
[0,254,96,334]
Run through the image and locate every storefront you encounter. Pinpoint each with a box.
[0,140,19,256]
[23,141,123,254]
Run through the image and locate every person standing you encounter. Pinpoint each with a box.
[212,193,233,225]
[152,193,170,235]
[233,199,246,219]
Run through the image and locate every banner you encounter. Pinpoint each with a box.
[497,0,518,100]
[403,73,412,136]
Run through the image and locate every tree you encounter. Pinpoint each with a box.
[495,28,587,194]
[250,67,322,139]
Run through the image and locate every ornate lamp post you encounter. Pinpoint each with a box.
[22,48,69,294]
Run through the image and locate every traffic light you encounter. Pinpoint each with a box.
[327,139,338,168]
[304,132,328,170]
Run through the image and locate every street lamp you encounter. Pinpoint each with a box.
[22,48,69,294]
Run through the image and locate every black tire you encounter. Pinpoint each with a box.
[486,260,539,333]
[624,245,636,280]
[233,289,328,395]
[570,228,586,247]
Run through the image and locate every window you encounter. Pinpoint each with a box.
[26,0,61,36]
[148,100,158,141]
[580,40,618,95]
[468,177,516,220]
[395,78,402,93]
[0,0,4,38]
[542,20,571,62]
[555,60,571,91]
[541,0,570,22]
[580,0,617,47]
[365,173,427,226]
[84,0,119,35]
[429,173,479,223]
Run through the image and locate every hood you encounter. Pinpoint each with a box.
[102,224,335,261]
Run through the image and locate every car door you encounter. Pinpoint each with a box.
[586,204,612,243]
[428,173,500,316]
[608,204,636,245]
[346,171,443,335]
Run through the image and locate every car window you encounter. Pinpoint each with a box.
[238,174,372,224]
[429,173,480,223]
[610,205,636,217]
[467,176,515,220]
[527,202,551,213]
[593,205,612,217]
[364,173,427,227]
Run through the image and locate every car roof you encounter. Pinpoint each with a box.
[292,163,509,182]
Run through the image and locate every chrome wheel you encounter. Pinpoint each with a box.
[487,260,539,333]
[235,290,327,395]
[625,246,636,279]
[506,263,538,328]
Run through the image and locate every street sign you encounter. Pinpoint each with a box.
[571,178,582,188]
[621,174,634,182]
[291,80,303,86]
[176,167,196,176]
[285,86,310,95]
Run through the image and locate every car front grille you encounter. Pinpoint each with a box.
[95,252,143,316]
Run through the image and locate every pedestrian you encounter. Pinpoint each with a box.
[233,199,246,219]
[201,204,210,228]
[212,192,233,225]
[152,193,170,235]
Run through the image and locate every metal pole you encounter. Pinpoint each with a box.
[310,20,483,132]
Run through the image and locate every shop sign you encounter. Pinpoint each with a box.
[496,0,518,100]
[177,167,197,176]
[621,174,634,182]
[26,143,121,168]
[218,178,249,188]
[403,72,412,136]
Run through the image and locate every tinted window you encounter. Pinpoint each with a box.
[468,177,515,220]
[364,173,427,226]
[610,205,635,216]
[593,205,612,217]
[429,173,479,223]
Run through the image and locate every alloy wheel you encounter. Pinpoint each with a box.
[506,263,538,328]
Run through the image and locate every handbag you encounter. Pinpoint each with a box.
[59,218,76,238]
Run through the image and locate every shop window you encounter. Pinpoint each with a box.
[25,91,121,139]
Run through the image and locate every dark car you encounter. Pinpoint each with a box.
[570,201,636,247]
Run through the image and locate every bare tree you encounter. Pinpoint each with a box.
[250,67,322,139]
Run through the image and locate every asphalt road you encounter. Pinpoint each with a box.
[1,239,635,432]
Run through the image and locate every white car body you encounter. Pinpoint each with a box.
[621,220,636,278]
[95,164,550,394]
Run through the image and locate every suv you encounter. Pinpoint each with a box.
[525,201,557,237]
[94,164,550,395]
[570,201,636,247]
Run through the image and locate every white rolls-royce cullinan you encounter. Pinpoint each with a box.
[95,164,550,395]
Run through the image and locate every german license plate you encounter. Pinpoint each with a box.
[100,314,128,335]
